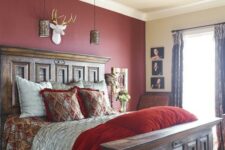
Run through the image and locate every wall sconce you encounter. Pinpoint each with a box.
[39,0,50,37]
[90,0,100,44]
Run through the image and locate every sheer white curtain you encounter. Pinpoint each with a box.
[182,27,215,119]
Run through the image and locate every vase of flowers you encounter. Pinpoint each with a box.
[117,90,131,112]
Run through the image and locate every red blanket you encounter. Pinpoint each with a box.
[73,106,197,150]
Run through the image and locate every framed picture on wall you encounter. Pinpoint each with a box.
[152,60,163,75]
[151,77,164,89]
[151,47,164,60]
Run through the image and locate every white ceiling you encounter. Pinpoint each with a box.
[80,0,225,21]
[112,0,201,12]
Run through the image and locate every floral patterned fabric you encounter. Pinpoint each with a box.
[78,89,115,117]
[40,87,84,122]
[3,115,49,150]
[83,81,111,107]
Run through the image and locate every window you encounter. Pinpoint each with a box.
[182,27,215,119]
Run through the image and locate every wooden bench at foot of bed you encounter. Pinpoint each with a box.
[102,118,221,150]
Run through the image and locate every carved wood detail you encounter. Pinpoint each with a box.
[36,64,51,82]
[0,46,110,63]
[12,62,30,109]
[199,136,209,150]
[186,141,197,150]
[88,67,99,82]
[102,118,221,150]
[56,65,68,83]
[73,66,85,81]
[0,47,107,115]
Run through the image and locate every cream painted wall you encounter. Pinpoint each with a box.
[146,6,225,92]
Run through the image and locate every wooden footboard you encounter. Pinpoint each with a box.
[101,118,221,150]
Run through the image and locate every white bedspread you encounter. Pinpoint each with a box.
[31,114,122,150]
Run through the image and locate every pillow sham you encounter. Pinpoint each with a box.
[51,80,84,90]
[83,80,111,107]
[78,89,115,117]
[16,76,52,118]
[40,87,84,122]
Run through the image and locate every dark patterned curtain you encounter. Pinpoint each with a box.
[171,31,184,107]
[215,24,225,150]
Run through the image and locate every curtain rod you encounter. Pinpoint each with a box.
[171,21,225,33]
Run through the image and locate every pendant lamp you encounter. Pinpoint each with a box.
[39,0,50,37]
[90,0,100,44]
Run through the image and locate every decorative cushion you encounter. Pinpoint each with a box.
[40,87,84,122]
[78,89,115,117]
[83,80,111,107]
[16,76,52,118]
[51,80,84,90]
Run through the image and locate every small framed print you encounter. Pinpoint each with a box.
[151,77,164,89]
[152,60,163,75]
[151,47,164,60]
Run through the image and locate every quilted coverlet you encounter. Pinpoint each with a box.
[31,114,122,150]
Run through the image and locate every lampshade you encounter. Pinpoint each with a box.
[90,30,100,44]
[90,0,100,44]
[39,20,50,37]
[39,0,49,37]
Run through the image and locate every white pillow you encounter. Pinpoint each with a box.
[16,76,52,118]
[83,80,111,107]
[51,80,84,90]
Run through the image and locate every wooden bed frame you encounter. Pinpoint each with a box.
[0,46,221,150]
[0,46,109,148]
[101,118,221,150]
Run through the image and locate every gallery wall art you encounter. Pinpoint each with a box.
[150,47,165,90]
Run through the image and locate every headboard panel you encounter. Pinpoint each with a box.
[0,46,110,145]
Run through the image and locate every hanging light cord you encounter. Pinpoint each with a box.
[93,0,96,30]
[43,0,46,19]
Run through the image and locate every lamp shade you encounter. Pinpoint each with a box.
[90,30,100,44]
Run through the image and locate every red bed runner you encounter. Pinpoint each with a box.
[73,106,197,150]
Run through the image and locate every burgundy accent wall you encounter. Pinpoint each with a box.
[0,0,145,111]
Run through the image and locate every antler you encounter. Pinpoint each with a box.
[51,9,76,25]
[62,14,76,25]
[51,9,58,24]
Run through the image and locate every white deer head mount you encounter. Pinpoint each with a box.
[50,9,76,45]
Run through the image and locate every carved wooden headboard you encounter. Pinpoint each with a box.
[0,46,110,145]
